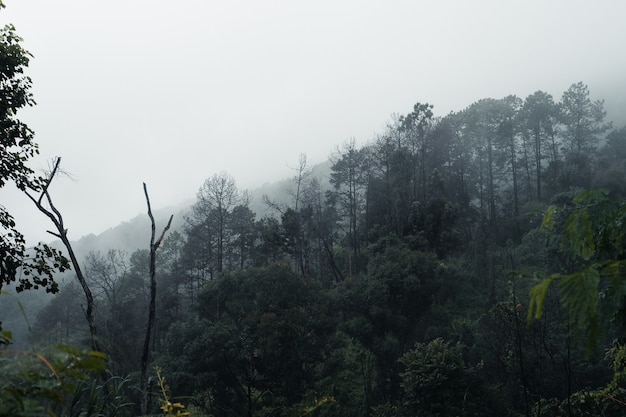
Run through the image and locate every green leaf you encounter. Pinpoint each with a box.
[540,205,556,231]
[565,208,595,260]
[74,356,106,372]
[572,188,609,204]
[86,351,107,360]
[558,267,600,333]
[528,275,554,322]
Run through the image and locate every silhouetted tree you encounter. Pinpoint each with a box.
[140,183,173,415]
[520,90,558,200]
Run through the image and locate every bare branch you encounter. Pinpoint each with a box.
[140,182,174,415]
[143,182,153,221]
[24,156,101,357]
[154,214,174,249]
[46,230,62,239]
[38,156,62,206]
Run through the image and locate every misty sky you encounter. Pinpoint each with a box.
[2,0,625,244]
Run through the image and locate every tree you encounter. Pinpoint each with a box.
[288,153,311,212]
[494,95,525,240]
[594,125,626,194]
[407,169,460,257]
[399,338,475,417]
[25,158,101,353]
[253,216,284,267]
[156,230,187,324]
[455,96,527,242]
[432,112,476,233]
[520,91,558,200]
[84,249,145,373]
[367,126,420,237]
[398,102,434,202]
[460,98,507,236]
[0,3,68,294]
[166,264,329,417]
[304,176,345,284]
[32,280,85,344]
[85,250,130,317]
[181,215,213,297]
[85,250,129,355]
[279,154,315,278]
[329,138,369,275]
[140,183,173,415]
[559,82,610,159]
[281,206,312,278]
[558,82,611,189]
[525,188,626,414]
[190,171,241,275]
[228,203,257,270]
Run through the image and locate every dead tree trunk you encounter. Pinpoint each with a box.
[140,182,173,416]
[25,157,101,354]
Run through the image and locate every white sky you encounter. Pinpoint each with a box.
[1,0,625,244]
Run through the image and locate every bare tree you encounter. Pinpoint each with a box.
[140,182,173,416]
[24,157,101,353]
[85,249,134,358]
[85,249,129,310]
[288,153,311,211]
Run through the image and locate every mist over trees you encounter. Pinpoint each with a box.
[1,15,626,412]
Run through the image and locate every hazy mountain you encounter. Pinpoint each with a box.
[2,166,333,347]
[45,160,332,259]
[52,201,192,257]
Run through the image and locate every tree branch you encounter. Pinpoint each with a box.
[37,157,62,206]
[24,156,100,356]
[140,182,174,415]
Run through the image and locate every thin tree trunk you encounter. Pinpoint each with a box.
[140,183,173,416]
[509,128,520,241]
[534,126,542,200]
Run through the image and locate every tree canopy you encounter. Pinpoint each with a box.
[1,15,625,412]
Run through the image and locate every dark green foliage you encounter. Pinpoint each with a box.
[162,264,331,416]
[0,342,129,417]
[0,0,617,406]
[329,139,369,273]
[529,189,626,349]
[0,2,69,294]
[253,216,285,266]
[406,170,460,257]
[15,77,626,416]
[398,338,470,417]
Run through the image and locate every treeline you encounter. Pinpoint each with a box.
[30,82,626,416]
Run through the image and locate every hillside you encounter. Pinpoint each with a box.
[0,160,332,348]
[48,160,332,257]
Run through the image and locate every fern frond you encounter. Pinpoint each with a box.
[528,274,554,323]
[558,267,600,338]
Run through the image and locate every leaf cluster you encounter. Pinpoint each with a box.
[529,189,626,350]
[0,343,112,417]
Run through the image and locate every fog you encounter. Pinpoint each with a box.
[1,0,625,244]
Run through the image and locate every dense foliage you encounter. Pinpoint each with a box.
[2,3,626,415]
[14,79,625,416]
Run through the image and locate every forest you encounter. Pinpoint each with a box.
[3,4,626,417]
